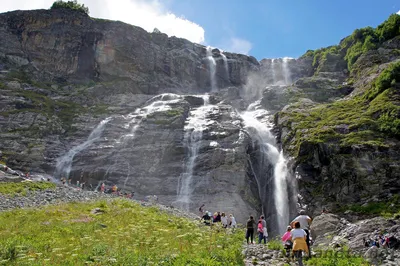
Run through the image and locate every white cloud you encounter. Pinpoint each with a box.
[0,0,205,44]
[224,37,253,55]
[397,10,400,15]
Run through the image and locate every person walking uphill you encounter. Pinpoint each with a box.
[291,210,312,256]
[246,216,257,244]
[291,221,309,265]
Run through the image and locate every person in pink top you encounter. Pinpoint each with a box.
[282,226,292,242]
[282,225,293,258]
[257,220,264,244]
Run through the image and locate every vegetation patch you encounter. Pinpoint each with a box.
[280,61,400,156]
[339,195,400,217]
[0,199,245,265]
[0,182,56,197]
[267,239,284,251]
[50,0,89,15]
[302,14,400,73]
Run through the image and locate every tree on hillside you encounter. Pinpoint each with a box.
[51,0,89,15]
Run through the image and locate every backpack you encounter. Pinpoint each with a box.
[247,219,254,228]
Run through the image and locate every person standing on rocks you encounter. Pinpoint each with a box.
[260,215,268,243]
[221,212,228,228]
[257,220,264,244]
[202,211,212,226]
[246,216,257,244]
[112,184,118,194]
[215,212,221,223]
[290,221,309,261]
[229,214,237,228]
[282,226,293,257]
[290,210,312,256]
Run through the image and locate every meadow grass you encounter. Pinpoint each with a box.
[0,199,245,265]
[0,182,56,197]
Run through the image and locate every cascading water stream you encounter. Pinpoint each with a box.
[220,50,229,81]
[55,117,112,179]
[104,94,184,187]
[241,102,289,234]
[282,57,292,85]
[56,93,183,186]
[271,59,277,85]
[175,95,212,212]
[206,46,217,92]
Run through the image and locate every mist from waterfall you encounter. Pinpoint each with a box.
[206,46,217,92]
[176,95,211,212]
[241,102,290,234]
[55,117,112,179]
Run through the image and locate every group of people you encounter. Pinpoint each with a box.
[199,205,237,228]
[280,211,312,260]
[364,234,399,249]
[245,215,268,244]
[243,210,312,260]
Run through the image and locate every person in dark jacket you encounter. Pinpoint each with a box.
[246,216,257,244]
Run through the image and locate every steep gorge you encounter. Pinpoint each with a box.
[1,8,400,233]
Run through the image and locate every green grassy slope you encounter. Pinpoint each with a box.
[0,199,245,266]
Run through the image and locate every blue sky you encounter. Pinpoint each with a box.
[1,0,399,59]
[168,0,400,59]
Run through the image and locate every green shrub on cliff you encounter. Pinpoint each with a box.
[51,0,89,15]
[302,13,400,73]
[280,61,400,155]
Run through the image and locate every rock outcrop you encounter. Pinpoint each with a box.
[311,213,400,265]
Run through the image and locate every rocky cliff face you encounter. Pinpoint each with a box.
[1,8,400,225]
[0,9,259,94]
[0,9,265,223]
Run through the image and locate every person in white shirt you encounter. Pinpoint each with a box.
[229,214,237,228]
[290,221,309,257]
[221,212,228,228]
[290,210,312,256]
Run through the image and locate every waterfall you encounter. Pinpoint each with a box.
[241,103,290,235]
[55,117,112,179]
[175,95,212,211]
[206,46,217,92]
[282,57,292,85]
[274,151,290,234]
[220,50,229,81]
[108,93,183,185]
[271,59,277,85]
